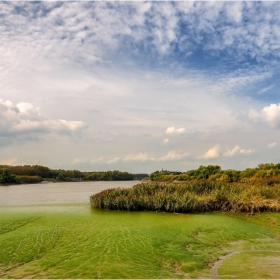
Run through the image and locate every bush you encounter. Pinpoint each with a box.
[17,175,42,184]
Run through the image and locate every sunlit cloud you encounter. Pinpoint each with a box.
[239,149,255,155]
[199,144,220,159]
[0,98,87,139]
[249,103,280,129]
[124,153,154,163]
[166,126,186,135]
[223,145,241,157]
[157,151,189,162]
[268,142,277,148]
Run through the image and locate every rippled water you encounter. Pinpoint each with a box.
[0,181,138,206]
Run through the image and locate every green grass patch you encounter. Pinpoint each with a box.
[0,204,280,279]
[218,251,280,279]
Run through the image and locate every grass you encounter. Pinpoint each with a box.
[218,251,280,279]
[0,204,280,278]
[91,181,280,213]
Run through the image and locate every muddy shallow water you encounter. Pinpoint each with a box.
[0,181,139,206]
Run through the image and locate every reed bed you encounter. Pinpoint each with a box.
[90,181,280,213]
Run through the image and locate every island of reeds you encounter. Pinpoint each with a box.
[91,163,280,214]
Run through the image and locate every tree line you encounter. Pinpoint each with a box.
[0,165,148,184]
[149,163,280,183]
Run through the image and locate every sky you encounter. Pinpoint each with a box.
[1,1,280,173]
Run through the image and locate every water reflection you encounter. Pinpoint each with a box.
[0,181,138,206]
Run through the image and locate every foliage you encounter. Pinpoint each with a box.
[0,165,139,183]
[84,170,134,181]
[0,168,20,184]
[17,175,42,184]
[148,163,280,183]
[150,170,183,181]
[91,181,280,214]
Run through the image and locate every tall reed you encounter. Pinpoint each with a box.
[90,181,280,213]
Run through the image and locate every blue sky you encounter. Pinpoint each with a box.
[1,1,280,173]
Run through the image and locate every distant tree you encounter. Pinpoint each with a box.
[194,165,221,179]
[57,172,65,181]
[0,168,13,183]
[219,169,240,182]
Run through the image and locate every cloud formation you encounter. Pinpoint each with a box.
[239,149,255,155]
[223,145,241,157]
[0,2,280,172]
[249,103,280,128]
[200,144,220,159]
[261,104,280,128]
[166,126,186,135]
[268,142,277,148]
[0,98,87,139]
[122,151,189,163]
[223,145,255,157]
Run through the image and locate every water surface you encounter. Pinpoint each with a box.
[0,181,139,206]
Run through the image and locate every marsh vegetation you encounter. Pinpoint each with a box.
[91,181,280,214]
[0,204,280,279]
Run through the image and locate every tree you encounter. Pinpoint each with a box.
[194,165,221,179]
[0,168,13,183]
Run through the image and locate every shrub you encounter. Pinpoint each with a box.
[17,175,42,184]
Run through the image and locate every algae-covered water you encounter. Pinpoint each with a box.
[1,203,280,279]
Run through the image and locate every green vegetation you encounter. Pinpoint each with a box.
[0,168,20,184]
[91,181,280,213]
[218,251,280,279]
[150,163,280,183]
[0,165,147,184]
[4,162,280,185]
[0,204,280,279]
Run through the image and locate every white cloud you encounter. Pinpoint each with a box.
[163,138,170,145]
[166,126,186,135]
[91,157,104,164]
[268,142,277,148]
[157,151,189,162]
[223,145,255,157]
[72,158,87,164]
[1,2,280,69]
[124,153,153,162]
[16,102,36,114]
[261,104,280,128]
[109,151,189,164]
[0,98,87,139]
[259,85,274,94]
[107,157,120,164]
[50,119,86,132]
[199,144,220,159]
[223,145,240,157]
[240,149,255,155]
[249,103,280,128]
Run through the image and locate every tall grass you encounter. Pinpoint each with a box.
[90,181,280,213]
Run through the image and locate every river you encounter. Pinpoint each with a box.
[0,181,139,206]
